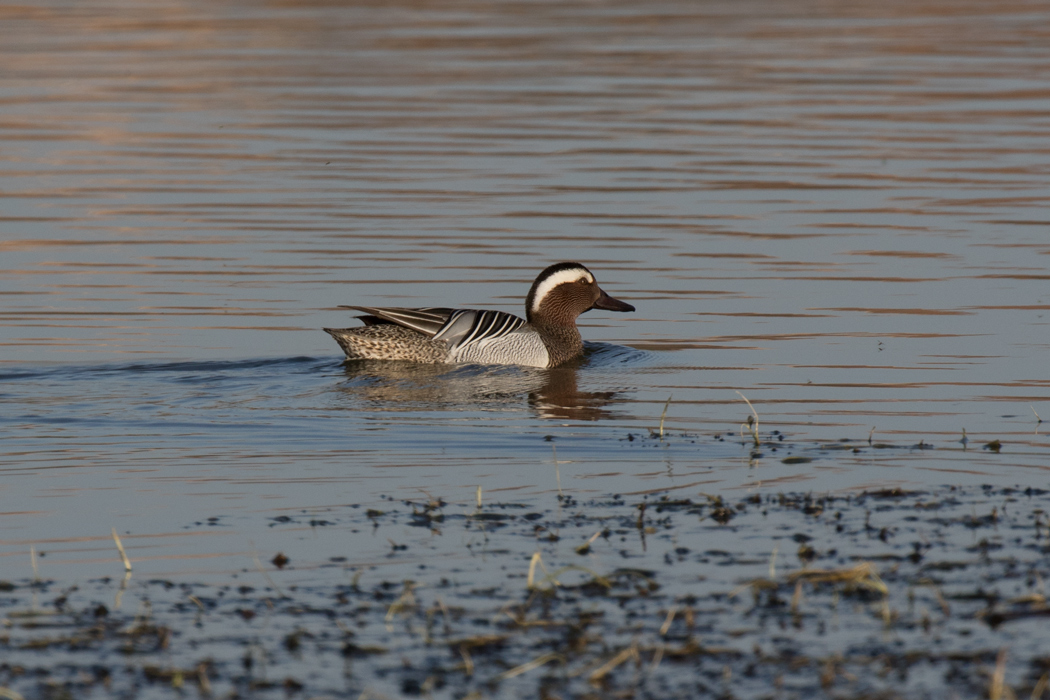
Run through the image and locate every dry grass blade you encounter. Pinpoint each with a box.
[790,580,804,614]
[196,662,212,695]
[588,644,640,685]
[0,687,27,700]
[526,552,548,590]
[552,444,563,498]
[788,562,888,596]
[575,530,602,555]
[385,582,417,622]
[659,605,678,636]
[112,528,132,572]
[1005,592,1046,606]
[475,485,482,509]
[526,551,611,592]
[494,652,562,681]
[659,394,672,438]
[435,597,452,637]
[735,391,760,446]
[1031,671,1049,700]
[990,647,1009,700]
[881,599,893,628]
[29,545,39,582]
[448,637,510,678]
[728,577,777,599]
[459,646,474,677]
[650,644,665,671]
[114,570,131,611]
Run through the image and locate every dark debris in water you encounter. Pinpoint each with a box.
[2,486,1050,699]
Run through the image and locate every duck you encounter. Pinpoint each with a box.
[324,262,634,368]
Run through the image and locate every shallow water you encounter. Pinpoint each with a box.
[2,0,1050,696]
[3,485,1049,699]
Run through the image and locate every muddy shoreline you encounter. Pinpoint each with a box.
[3,436,1048,700]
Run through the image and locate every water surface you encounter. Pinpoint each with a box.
[1,1,1050,695]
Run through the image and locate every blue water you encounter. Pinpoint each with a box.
[3,3,1050,698]
[3,338,1046,582]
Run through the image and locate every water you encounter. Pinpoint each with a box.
[2,1,1050,696]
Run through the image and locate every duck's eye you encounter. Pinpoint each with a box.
[577,277,589,285]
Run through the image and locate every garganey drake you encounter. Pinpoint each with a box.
[325,262,634,368]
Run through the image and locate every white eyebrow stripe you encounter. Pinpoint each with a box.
[530,268,593,314]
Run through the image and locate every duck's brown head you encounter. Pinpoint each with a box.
[525,262,634,327]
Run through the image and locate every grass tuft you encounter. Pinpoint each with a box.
[658,394,672,438]
[735,391,760,447]
[111,528,132,573]
[789,562,888,597]
[552,444,563,498]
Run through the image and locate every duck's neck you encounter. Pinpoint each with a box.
[533,323,583,366]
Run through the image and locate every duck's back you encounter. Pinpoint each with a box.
[325,306,549,366]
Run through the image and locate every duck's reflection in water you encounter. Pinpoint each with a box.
[334,352,626,422]
[526,363,620,421]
